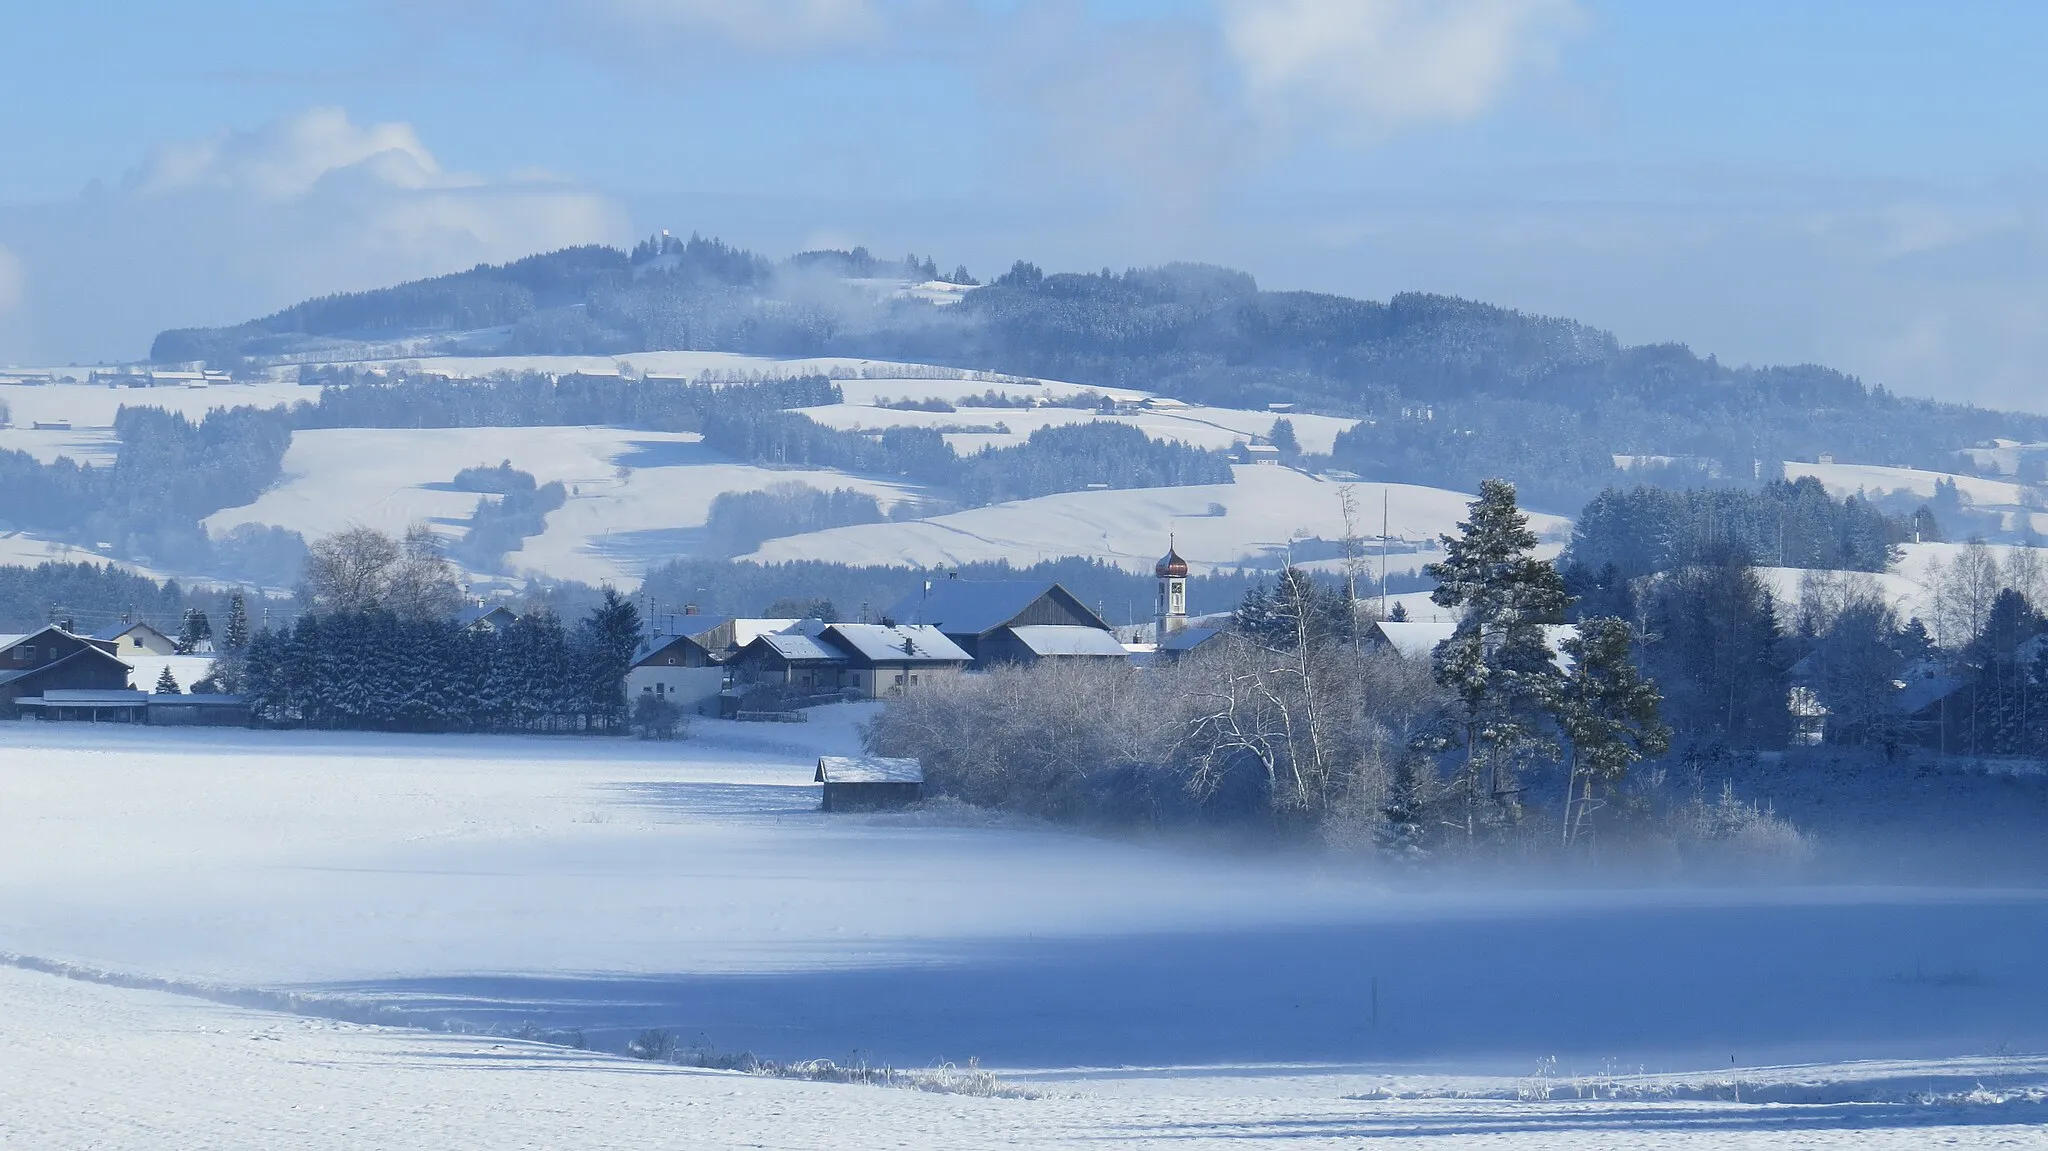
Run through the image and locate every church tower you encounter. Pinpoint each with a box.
[1155,539,1189,639]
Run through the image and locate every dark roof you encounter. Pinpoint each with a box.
[1160,625,1226,654]
[1155,545,1189,578]
[0,645,133,688]
[882,580,1107,636]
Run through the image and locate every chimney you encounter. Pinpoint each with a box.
[58,617,74,633]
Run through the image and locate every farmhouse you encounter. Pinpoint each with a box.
[731,623,970,699]
[881,579,1117,664]
[0,625,135,718]
[815,755,923,812]
[453,604,518,634]
[89,620,178,656]
[627,629,726,716]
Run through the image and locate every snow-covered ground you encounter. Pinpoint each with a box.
[747,467,1570,575]
[4,963,2045,1150]
[1784,461,2027,508]
[797,397,1359,455]
[202,427,929,586]
[0,380,314,425]
[1,717,2046,1149]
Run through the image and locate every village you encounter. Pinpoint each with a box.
[0,543,1454,730]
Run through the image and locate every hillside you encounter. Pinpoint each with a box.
[150,237,2048,512]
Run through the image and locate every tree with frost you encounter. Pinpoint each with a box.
[153,666,180,695]
[220,592,249,653]
[1426,478,1571,834]
[175,608,212,654]
[1553,617,1668,846]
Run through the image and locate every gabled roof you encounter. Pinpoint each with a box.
[882,580,1104,636]
[0,624,69,650]
[453,604,518,629]
[1007,625,1131,658]
[0,644,132,687]
[822,624,972,664]
[632,631,716,666]
[815,756,923,784]
[89,620,170,643]
[1371,621,1459,660]
[750,632,849,664]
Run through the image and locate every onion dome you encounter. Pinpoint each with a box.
[1155,544,1189,579]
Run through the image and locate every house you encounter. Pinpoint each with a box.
[1139,396,1192,411]
[89,620,178,657]
[881,579,1116,663]
[1231,441,1283,465]
[815,756,923,812]
[655,616,801,662]
[0,625,134,718]
[818,624,971,697]
[1001,625,1131,663]
[731,628,852,695]
[453,604,518,633]
[627,630,727,716]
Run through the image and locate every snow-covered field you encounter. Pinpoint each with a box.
[0,380,314,425]
[1,718,2046,1147]
[1784,461,2027,508]
[797,396,1359,455]
[202,427,928,585]
[747,466,1571,575]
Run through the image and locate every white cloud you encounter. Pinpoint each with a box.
[127,107,443,201]
[1220,0,1581,136]
[0,108,628,364]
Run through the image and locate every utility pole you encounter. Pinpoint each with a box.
[1380,487,1390,621]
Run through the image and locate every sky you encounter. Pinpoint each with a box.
[3,0,2046,409]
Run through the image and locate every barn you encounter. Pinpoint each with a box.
[814,756,924,812]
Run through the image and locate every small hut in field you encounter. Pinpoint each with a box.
[815,756,923,812]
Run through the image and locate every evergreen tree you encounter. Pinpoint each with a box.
[1963,589,2045,755]
[154,666,181,695]
[221,592,250,652]
[1425,478,1572,832]
[1642,543,1791,746]
[1552,617,1670,845]
[579,587,642,731]
[175,609,212,654]
[1266,418,1300,459]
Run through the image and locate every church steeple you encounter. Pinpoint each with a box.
[1155,536,1189,638]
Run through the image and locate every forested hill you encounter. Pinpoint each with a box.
[153,236,2047,510]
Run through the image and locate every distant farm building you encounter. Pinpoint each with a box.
[89,620,178,656]
[881,578,1117,664]
[815,756,923,812]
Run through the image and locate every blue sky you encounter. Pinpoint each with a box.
[4,1,2046,408]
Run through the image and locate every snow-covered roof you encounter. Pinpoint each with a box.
[1372,621,1458,659]
[814,756,923,785]
[1007,625,1129,658]
[752,632,848,664]
[33,689,148,704]
[823,624,972,664]
[89,621,167,643]
[453,604,516,629]
[882,580,1062,636]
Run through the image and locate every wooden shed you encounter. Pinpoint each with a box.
[815,756,923,812]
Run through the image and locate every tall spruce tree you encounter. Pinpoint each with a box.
[154,666,181,695]
[578,588,642,731]
[1425,478,1572,833]
[1552,616,1669,846]
[221,592,249,652]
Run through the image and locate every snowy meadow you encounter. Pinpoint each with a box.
[3,715,2048,1146]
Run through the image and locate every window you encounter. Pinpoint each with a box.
[893,673,905,685]
[656,683,665,695]
[909,674,919,685]
[13,646,33,663]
